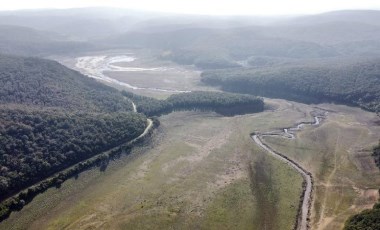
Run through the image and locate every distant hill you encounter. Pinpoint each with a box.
[0,8,162,40]
[0,25,93,56]
[1,8,380,59]
[287,10,380,27]
[99,10,380,65]
[261,21,380,45]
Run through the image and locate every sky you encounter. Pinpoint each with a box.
[1,0,380,15]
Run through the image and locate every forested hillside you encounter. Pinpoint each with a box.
[0,107,146,199]
[201,59,380,112]
[0,54,148,204]
[122,90,264,116]
[0,54,133,112]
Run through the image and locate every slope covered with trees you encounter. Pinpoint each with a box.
[0,54,148,204]
[201,59,380,112]
[0,54,133,112]
[122,90,264,116]
[0,107,146,199]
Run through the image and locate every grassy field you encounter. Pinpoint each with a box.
[262,103,380,230]
[0,100,307,230]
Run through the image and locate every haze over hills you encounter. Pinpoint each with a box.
[2,8,380,59]
[0,25,93,56]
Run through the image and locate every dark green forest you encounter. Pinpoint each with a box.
[344,202,380,230]
[0,55,148,208]
[0,107,146,199]
[122,90,264,116]
[122,91,172,116]
[0,54,133,112]
[201,59,380,112]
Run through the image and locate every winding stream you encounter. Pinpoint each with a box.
[252,112,326,230]
[75,55,191,93]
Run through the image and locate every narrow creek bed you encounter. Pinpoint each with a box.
[252,110,327,230]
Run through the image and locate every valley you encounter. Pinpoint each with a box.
[1,52,379,229]
[1,7,380,230]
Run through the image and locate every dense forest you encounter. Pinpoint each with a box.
[201,59,380,112]
[0,107,146,199]
[0,54,133,112]
[0,54,149,205]
[344,202,380,230]
[122,91,172,116]
[122,90,264,116]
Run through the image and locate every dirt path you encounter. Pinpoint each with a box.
[131,101,137,113]
[138,118,153,139]
[128,98,152,138]
[252,112,326,230]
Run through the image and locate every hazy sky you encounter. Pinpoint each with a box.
[2,0,380,15]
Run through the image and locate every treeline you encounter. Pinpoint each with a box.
[201,59,380,112]
[122,90,264,116]
[0,107,147,200]
[0,116,159,221]
[161,50,241,70]
[122,91,172,116]
[344,202,380,230]
[0,54,133,112]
